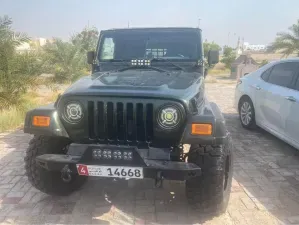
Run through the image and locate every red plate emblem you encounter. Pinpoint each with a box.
[77,164,89,176]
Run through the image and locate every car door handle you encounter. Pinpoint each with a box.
[255,85,261,90]
[285,96,297,102]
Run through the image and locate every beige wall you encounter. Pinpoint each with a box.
[230,64,259,79]
[250,53,297,63]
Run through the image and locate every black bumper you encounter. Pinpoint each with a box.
[35,153,201,181]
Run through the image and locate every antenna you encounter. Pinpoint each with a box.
[128,21,130,28]
[198,19,201,28]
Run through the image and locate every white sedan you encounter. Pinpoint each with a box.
[234,58,299,150]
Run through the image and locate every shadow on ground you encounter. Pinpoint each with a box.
[0,113,299,224]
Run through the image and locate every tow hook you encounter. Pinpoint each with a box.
[61,165,72,183]
[155,171,163,188]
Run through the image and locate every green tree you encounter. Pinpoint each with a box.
[71,27,99,54]
[267,19,299,56]
[41,27,99,83]
[41,38,87,83]
[0,15,42,109]
[220,46,236,69]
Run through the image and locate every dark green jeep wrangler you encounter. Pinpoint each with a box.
[24,27,233,214]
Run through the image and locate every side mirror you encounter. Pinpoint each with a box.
[204,68,208,78]
[87,51,95,64]
[244,73,249,76]
[208,50,219,66]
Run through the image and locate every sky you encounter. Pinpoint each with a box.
[1,0,299,47]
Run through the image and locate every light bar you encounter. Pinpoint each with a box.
[92,149,133,160]
[131,59,151,66]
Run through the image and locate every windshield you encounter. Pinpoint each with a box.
[98,30,201,61]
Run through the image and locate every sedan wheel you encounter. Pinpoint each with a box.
[240,102,252,125]
[239,98,256,129]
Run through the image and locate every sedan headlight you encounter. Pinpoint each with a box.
[157,105,183,130]
[62,101,84,124]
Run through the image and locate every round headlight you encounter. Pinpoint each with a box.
[62,102,84,124]
[157,105,183,130]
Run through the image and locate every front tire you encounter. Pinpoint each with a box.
[186,136,233,215]
[24,135,87,196]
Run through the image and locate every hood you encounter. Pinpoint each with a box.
[62,70,204,101]
[95,70,197,88]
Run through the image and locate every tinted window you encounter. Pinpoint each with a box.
[261,67,272,81]
[267,62,298,88]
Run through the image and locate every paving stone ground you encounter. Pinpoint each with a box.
[1,80,299,224]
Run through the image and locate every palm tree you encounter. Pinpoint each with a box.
[42,27,99,83]
[267,20,299,56]
[71,27,99,54]
[42,39,87,83]
[0,15,41,109]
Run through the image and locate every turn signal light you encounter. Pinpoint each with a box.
[32,116,50,127]
[191,123,212,135]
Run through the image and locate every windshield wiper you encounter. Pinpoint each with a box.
[151,58,185,71]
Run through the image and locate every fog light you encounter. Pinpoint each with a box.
[123,151,133,160]
[102,149,111,159]
[113,150,122,159]
[92,149,102,159]
[92,150,97,156]
[128,152,132,160]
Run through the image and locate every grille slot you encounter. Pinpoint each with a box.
[88,101,154,144]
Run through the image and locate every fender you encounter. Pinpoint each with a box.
[24,103,69,137]
[181,101,228,145]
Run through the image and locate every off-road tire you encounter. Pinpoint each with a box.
[186,135,233,215]
[24,135,87,196]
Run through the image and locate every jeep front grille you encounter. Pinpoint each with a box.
[87,101,154,144]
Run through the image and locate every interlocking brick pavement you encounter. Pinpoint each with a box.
[0,80,299,224]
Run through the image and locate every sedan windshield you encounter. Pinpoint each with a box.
[98,30,201,61]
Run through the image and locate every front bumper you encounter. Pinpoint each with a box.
[35,144,201,181]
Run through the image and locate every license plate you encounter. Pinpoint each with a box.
[76,164,143,179]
